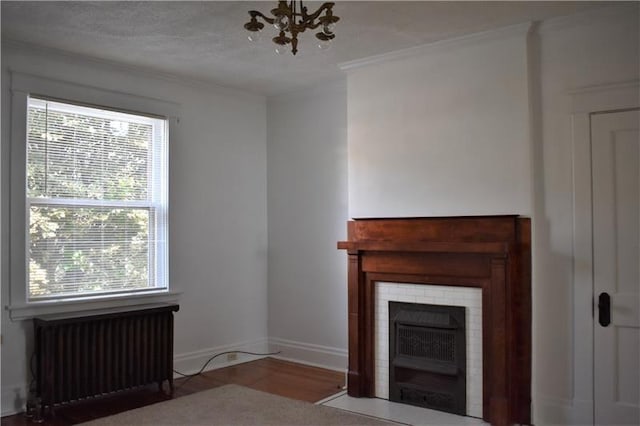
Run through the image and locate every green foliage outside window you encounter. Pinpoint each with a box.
[27,102,160,299]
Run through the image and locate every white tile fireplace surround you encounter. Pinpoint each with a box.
[375,282,483,418]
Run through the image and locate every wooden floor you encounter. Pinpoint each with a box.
[1,358,345,426]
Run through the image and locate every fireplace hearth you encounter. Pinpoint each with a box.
[389,302,466,415]
[338,216,531,426]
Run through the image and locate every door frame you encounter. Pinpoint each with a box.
[570,80,639,424]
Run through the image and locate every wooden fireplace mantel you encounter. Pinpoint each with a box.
[338,216,531,426]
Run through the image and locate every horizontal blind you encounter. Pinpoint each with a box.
[27,97,168,300]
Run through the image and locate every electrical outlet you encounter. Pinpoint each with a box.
[226,352,238,362]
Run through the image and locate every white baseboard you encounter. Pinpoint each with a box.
[173,338,270,377]
[534,395,593,425]
[1,383,28,417]
[268,337,347,373]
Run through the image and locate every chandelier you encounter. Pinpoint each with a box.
[243,1,340,55]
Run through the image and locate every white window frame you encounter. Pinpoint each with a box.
[7,72,181,320]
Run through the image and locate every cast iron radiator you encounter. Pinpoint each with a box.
[33,303,179,415]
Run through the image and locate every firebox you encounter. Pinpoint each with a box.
[389,301,466,415]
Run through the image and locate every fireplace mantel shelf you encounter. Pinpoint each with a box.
[337,240,511,254]
[338,216,531,426]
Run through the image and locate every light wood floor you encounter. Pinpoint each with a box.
[1,358,345,426]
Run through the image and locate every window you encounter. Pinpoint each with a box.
[25,97,168,301]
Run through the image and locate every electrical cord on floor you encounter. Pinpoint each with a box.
[173,350,282,389]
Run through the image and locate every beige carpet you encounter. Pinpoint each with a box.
[79,384,396,425]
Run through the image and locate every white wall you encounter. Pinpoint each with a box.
[266,81,349,370]
[533,6,639,424]
[1,43,268,415]
[2,3,637,423]
[346,24,533,218]
[343,4,639,425]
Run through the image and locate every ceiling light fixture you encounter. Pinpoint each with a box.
[244,1,340,55]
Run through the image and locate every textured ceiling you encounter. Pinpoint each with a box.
[1,1,611,95]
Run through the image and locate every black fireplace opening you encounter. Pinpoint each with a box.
[389,301,466,415]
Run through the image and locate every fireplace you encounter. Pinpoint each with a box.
[338,216,531,426]
[389,302,466,415]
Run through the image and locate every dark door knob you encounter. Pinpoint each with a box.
[598,292,611,327]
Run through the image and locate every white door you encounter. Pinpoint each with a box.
[592,109,640,425]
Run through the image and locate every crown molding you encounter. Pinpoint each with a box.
[1,38,266,101]
[338,21,532,72]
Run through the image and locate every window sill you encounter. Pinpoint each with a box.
[6,290,182,321]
